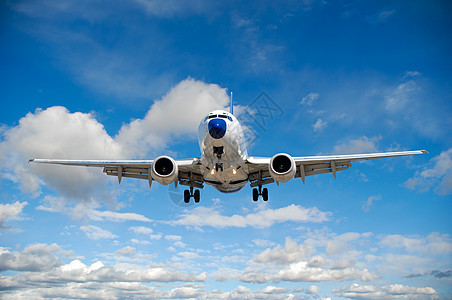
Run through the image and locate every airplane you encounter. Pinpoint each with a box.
[29,95,427,203]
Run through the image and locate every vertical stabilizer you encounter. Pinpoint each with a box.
[230,92,233,114]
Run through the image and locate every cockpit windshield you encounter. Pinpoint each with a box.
[204,114,233,122]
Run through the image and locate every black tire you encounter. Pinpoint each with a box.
[184,190,190,203]
[194,190,200,203]
[262,188,268,201]
[252,188,259,201]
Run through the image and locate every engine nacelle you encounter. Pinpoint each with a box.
[151,156,178,185]
[269,153,296,183]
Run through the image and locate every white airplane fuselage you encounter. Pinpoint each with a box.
[198,110,249,193]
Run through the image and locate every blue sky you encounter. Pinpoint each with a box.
[1,0,451,299]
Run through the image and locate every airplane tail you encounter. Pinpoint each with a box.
[230,92,233,114]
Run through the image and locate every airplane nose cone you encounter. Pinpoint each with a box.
[208,118,227,139]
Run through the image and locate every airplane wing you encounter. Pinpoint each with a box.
[29,158,203,188]
[246,150,427,186]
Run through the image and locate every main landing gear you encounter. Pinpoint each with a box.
[184,186,200,203]
[252,185,268,202]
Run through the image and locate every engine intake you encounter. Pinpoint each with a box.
[151,156,178,185]
[269,153,296,183]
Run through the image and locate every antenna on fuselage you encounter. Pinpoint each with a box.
[230,92,233,114]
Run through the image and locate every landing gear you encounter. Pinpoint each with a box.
[215,162,223,172]
[252,185,269,201]
[184,186,201,203]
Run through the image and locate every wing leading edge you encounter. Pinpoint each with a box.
[246,150,427,185]
[29,158,201,187]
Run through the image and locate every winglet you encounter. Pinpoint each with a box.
[28,158,34,163]
[230,92,233,114]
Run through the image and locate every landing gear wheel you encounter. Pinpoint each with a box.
[262,188,268,201]
[252,188,259,201]
[184,190,190,203]
[194,189,200,203]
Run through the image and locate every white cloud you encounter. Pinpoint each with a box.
[306,285,321,294]
[333,136,381,154]
[165,235,182,241]
[115,78,229,158]
[379,232,452,255]
[168,204,331,229]
[313,118,328,132]
[0,201,28,228]
[115,246,136,256]
[241,261,377,283]
[80,225,118,240]
[129,226,153,235]
[362,195,381,212]
[405,148,452,195]
[334,283,438,299]
[253,237,315,264]
[0,243,65,272]
[88,210,152,223]
[301,92,319,105]
[0,254,207,299]
[241,234,377,284]
[0,78,230,210]
[0,106,124,199]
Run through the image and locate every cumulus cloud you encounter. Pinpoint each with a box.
[0,253,207,299]
[116,78,229,158]
[168,204,331,229]
[0,243,65,272]
[241,234,377,284]
[0,78,229,205]
[405,148,452,195]
[253,237,315,264]
[241,261,376,283]
[0,106,124,198]
[0,201,28,229]
[334,283,438,299]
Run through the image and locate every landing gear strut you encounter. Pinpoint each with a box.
[252,185,268,201]
[184,186,200,203]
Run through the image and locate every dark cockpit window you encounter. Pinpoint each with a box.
[207,114,232,121]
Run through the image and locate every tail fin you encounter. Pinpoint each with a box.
[230,92,233,114]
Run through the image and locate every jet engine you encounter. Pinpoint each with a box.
[269,153,296,183]
[151,156,178,185]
